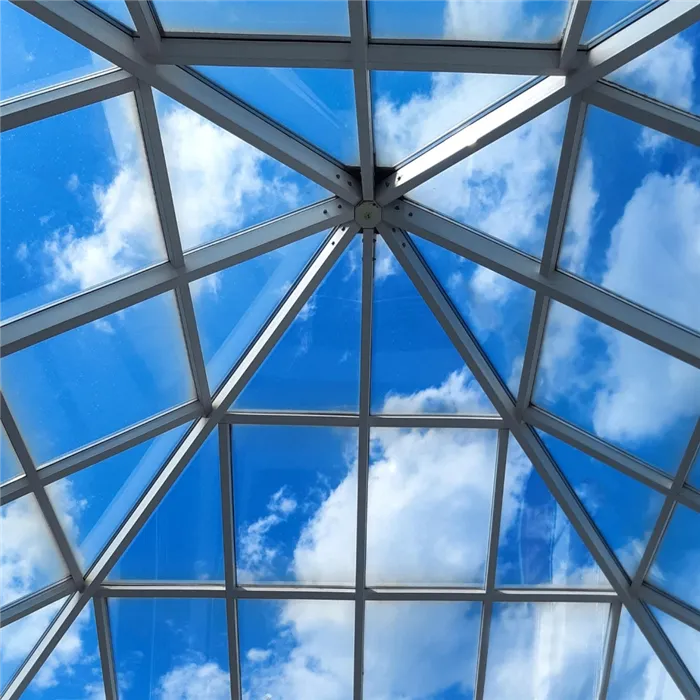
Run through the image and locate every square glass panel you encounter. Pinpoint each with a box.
[1,426,22,484]
[238,599,354,698]
[581,0,655,45]
[651,607,700,685]
[484,602,609,699]
[0,494,66,607]
[367,427,497,586]
[1,94,165,321]
[87,0,136,30]
[152,0,350,35]
[364,601,481,699]
[2,292,193,465]
[233,425,357,585]
[558,107,700,333]
[111,598,230,698]
[534,301,700,474]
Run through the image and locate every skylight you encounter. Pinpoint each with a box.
[1,1,699,699]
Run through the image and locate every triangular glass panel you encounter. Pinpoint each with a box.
[195,67,359,165]
[651,607,700,686]
[371,237,496,415]
[1,425,22,484]
[109,432,224,581]
[0,1,111,100]
[581,0,654,45]
[1,93,165,321]
[407,101,568,258]
[485,602,609,698]
[0,596,67,693]
[191,231,326,394]
[235,235,361,412]
[540,431,665,577]
[2,292,193,465]
[372,71,533,167]
[153,92,330,251]
[647,504,700,611]
[497,436,610,588]
[87,0,136,30]
[533,300,700,475]
[23,608,103,699]
[558,107,700,333]
[45,422,191,569]
[413,234,534,395]
[608,608,684,700]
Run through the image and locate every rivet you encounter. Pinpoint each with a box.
[323,210,328,214]
[336,174,341,179]
[408,212,413,217]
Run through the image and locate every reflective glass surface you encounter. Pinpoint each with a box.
[109,433,224,580]
[408,102,568,257]
[152,0,350,35]
[111,598,230,698]
[651,607,700,685]
[372,71,531,167]
[196,67,359,164]
[238,599,354,697]
[192,232,325,394]
[0,426,22,484]
[484,602,609,699]
[233,425,357,585]
[1,94,164,321]
[2,293,193,465]
[0,1,111,100]
[534,301,700,474]
[371,238,495,415]
[364,601,481,699]
[0,494,66,607]
[87,0,136,29]
[235,235,361,412]
[581,0,653,45]
[154,92,329,250]
[369,0,569,42]
[689,452,700,489]
[559,107,700,333]
[367,428,497,587]
[497,437,609,588]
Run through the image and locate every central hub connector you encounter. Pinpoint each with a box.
[354,200,382,228]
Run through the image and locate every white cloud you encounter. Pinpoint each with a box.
[246,648,272,663]
[155,661,230,700]
[66,173,80,192]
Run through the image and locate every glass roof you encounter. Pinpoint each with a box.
[1,1,700,699]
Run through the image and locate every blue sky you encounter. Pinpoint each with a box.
[2,1,700,698]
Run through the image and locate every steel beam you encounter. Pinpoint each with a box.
[0,578,75,629]
[641,584,700,635]
[597,602,622,700]
[93,597,118,700]
[125,0,161,55]
[560,0,591,70]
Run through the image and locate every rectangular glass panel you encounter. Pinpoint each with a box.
[233,425,357,585]
[87,0,136,30]
[582,0,657,45]
[367,427,497,586]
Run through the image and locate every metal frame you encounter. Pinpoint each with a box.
[3,0,700,698]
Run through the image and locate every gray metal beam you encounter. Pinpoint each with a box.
[125,0,161,55]
[0,578,75,629]
[598,602,622,700]
[93,597,118,700]
[223,411,359,427]
[560,0,591,70]
[222,412,504,428]
[13,0,362,203]
[641,584,700,635]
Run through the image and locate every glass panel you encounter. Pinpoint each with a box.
[2,292,193,465]
[534,301,700,474]
[0,1,111,100]
[540,431,664,577]
[497,437,609,588]
[1,426,22,484]
[23,611,103,699]
[111,598,229,698]
[233,425,357,585]
[196,67,359,165]
[407,102,568,258]
[367,428,497,587]
[581,0,653,45]
[371,238,495,415]
[652,607,700,685]
[46,423,190,569]
[0,494,66,607]
[608,608,684,700]
[191,232,325,394]
[87,0,136,30]
[238,599,354,698]
[152,0,350,35]
[368,0,569,42]
[558,107,700,333]
[0,597,66,693]
[109,433,224,580]
[1,94,164,321]
[235,235,361,412]
[372,71,532,167]
[414,235,535,395]
[648,504,700,610]
[484,602,609,699]
[365,601,481,698]
[154,91,329,250]
[689,453,700,489]
[610,23,700,113]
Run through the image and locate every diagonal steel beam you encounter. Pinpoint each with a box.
[125,0,161,55]
[0,578,75,629]
[12,0,362,203]
[597,601,622,700]
[641,584,700,635]
[560,0,591,70]
[376,0,700,203]
[93,596,118,700]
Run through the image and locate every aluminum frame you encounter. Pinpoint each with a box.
[3,0,700,698]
